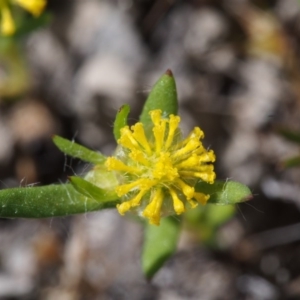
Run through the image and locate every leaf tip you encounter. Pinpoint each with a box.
[244,194,253,202]
[118,105,126,112]
[165,69,173,77]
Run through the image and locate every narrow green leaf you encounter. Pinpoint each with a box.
[140,70,178,127]
[196,180,252,205]
[185,204,235,228]
[113,104,130,141]
[278,128,300,144]
[142,217,180,279]
[0,184,117,218]
[282,156,300,168]
[53,135,106,164]
[184,205,236,245]
[69,176,118,202]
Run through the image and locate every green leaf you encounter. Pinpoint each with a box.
[142,217,180,279]
[0,184,117,218]
[69,176,118,202]
[278,128,300,144]
[53,135,106,164]
[113,104,130,141]
[196,180,252,205]
[185,204,235,228]
[139,70,178,127]
[184,205,236,246]
[282,156,300,168]
[15,13,52,38]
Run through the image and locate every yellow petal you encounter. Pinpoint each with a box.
[150,109,162,126]
[198,150,216,163]
[105,157,141,174]
[153,119,166,154]
[175,154,199,169]
[175,179,194,199]
[1,7,15,35]
[172,138,201,160]
[169,188,185,214]
[131,123,152,155]
[117,189,148,214]
[193,192,210,205]
[118,126,140,151]
[182,127,204,145]
[143,188,164,225]
[116,178,155,196]
[165,115,180,149]
[179,170,216,183]
[13,0,46,16]
[129,149,150,166]
[116,180,142,197]
[117,201,132,215]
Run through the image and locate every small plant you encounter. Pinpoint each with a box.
[0,70,251,278]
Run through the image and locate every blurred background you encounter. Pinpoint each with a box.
[1,0,300,299]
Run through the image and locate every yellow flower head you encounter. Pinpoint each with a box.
[0,0,46,35]
[105,110,216,225]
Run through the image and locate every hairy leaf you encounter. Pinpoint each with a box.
[53,135,106,164]
[113,104,130,141]
[140,69,178,127]
[196,180,252,205]
[0,184,116,218]
[142,217,180,279]
[69,176,118,202]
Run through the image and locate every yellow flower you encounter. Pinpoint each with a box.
[106,110,216,225]
[0,0,46,35]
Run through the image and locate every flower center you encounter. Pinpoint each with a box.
[152,152,179,181]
